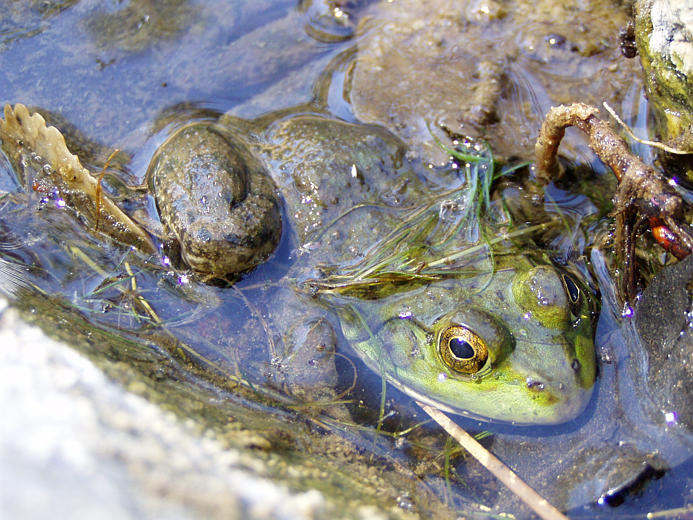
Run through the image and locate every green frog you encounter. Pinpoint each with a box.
[146,109,597,425]
[0,104,596,425]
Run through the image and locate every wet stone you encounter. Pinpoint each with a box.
[635,254,693,430]
[349,0,638,165]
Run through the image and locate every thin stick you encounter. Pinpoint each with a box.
[647,505,693,519]
[417,402,569,520]
[603,102,692,155]
[94,148,120,232]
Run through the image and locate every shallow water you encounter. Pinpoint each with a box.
[0,0,691,518]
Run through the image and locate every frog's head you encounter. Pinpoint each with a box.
[340,260,596,425]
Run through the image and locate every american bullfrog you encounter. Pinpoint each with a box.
[141,108,597,425]
[0,1,688,514]
[0,101,596,425]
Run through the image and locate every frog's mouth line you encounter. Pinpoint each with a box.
[384,375,563,426]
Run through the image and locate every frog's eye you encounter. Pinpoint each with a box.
[438,325,489,374]
[561,274,582,315]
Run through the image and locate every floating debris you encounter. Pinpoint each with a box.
[0,103,156,255]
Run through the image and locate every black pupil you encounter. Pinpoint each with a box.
[449,337,475,359]
[563,275,580,303]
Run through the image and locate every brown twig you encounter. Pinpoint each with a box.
[534,103,693,297]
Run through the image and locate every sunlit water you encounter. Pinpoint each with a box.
[0,1,691,518]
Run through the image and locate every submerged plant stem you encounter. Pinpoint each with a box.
[418,402,569,520]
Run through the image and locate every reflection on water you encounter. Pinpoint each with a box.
[85,0,199,53]
[0,0,691,518]
[0,1,79,49]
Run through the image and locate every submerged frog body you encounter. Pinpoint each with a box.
[0,104,596,425]
[148,110,596,424]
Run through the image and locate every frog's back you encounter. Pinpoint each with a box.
[254,116,598,425]
[258,114,423,247]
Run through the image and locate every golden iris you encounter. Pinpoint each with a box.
[438,325,489,374]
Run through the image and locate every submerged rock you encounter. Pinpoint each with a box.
[0,301,327,520]
[635,254,693,431]
[349,0,638,165]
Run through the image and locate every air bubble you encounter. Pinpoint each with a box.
[545,33,566,47]
[664,411,678,426]
[396,494,414,511]
[621,303,634,318]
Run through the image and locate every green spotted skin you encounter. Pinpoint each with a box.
[149,114,596,425]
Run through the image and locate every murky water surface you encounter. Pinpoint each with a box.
[1,1,691,518]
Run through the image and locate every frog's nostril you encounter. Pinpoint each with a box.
[525,378,545,390]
